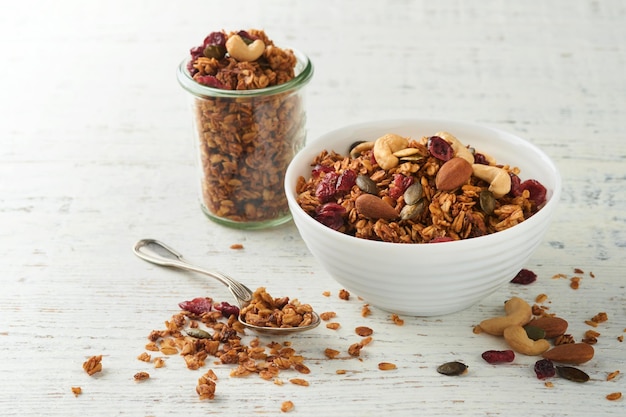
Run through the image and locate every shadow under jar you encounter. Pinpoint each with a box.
[177,49,313,229]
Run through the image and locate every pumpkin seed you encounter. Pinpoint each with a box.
[203,45,226,59]
[403,182,423,205]
[400,200,425,221]
[393,147,422,158]
[349,141,374,158]
[185,328,211,339]
[524,325,546,341]
[356,174,379,195]
[556,366,589,383]
[437,361,468,376]
[479,189,496,215]
[399,155,424,163]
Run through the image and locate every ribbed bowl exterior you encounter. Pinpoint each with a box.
[285,119,561,316]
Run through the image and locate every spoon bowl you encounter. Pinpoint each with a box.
[133,239,320,334]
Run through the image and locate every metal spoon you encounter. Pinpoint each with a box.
[133,239,320,334]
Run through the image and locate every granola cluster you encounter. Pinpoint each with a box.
[186,29,307,224]
[296,132,546,243]
[241,287,316,329]
[82,355,103,376]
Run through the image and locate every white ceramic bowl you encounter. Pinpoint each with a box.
[285,119,561,316]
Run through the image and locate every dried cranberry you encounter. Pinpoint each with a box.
[213,301,240,318]
[482,350,515,364]
[195,75,228,89]
[315,172,339,203]
[534,359,556,379]
[203,31,227,48]
[179,297,213,315]
[389,174,414,199]
[429,236,454,243]
[509,173,522,196]
[311,164,334,178]
[187,45,205,75]
[187,62,198,76]
[427,136,454,161]
[315,203,346,230]
[473,153,489,165]
[189,45,204,61]
[519,179,547,206]
[336,169,357,193]
[236,30,257,42]
[511,268,537,285]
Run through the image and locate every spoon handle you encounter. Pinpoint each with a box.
[133,239,253,304]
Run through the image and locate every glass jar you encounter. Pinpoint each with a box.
[177,50,313,229]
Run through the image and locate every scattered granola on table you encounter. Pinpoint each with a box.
[196,370,217,400]
[378,362,397,371]
[295,131,547,243]
[289,378,309,387]
[338,289,350,300]
[281,400,295,412]
[153,357,166,368]
[606,370,620,381]
[348,336,373,357]
[133,372,150,382]
[324,348,340,359]
[82,355,103,376]
[141,292,316,401]
[319,311,336,321]
[355,326,373,337]
[606,392,622,401]
[390,314,404,325]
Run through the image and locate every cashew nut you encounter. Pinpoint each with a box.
[478,296,532,336]
[435,131,474,164]
[472,164,512,198]
[225,34,265,62]
[503,325,551,356]
[373,134,409,170]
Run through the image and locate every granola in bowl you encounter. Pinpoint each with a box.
[295,131,547,243]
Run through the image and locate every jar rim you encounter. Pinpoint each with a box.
[177,48,313,98]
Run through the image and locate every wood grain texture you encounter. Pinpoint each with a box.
[1,1,624,416]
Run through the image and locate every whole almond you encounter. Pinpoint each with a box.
[435,157,473,191]
[528,316,568,338]
[355,194,398,220]
[542,343,594,364]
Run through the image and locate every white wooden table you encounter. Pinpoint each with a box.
[1,1,624,416]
